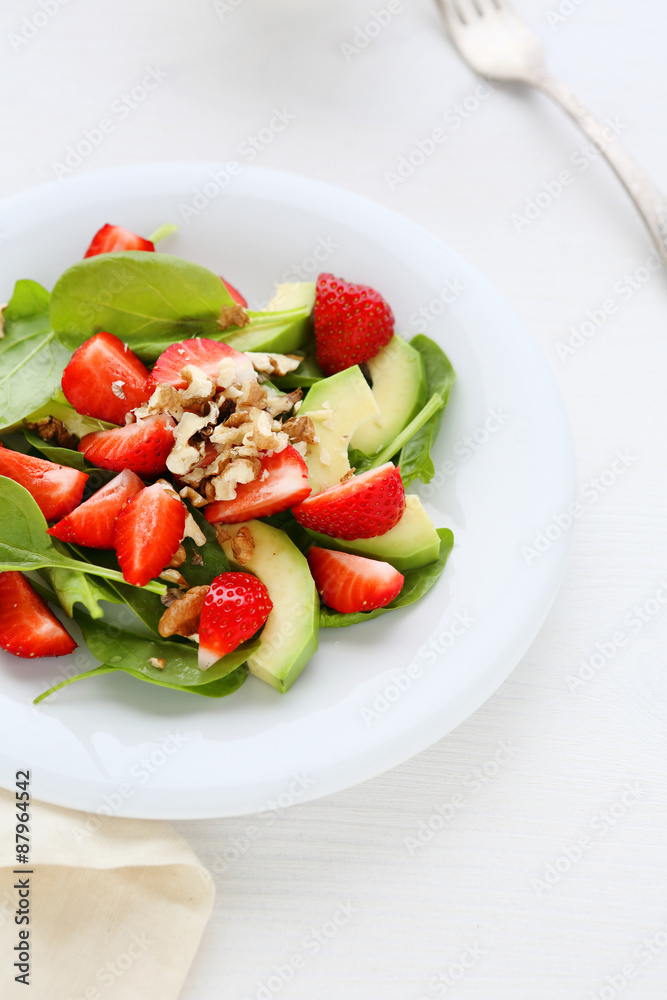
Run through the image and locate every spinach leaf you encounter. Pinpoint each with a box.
[69,545,166,634]
[34,664,248,704]
[319,528,454,627]
[50,252,234,357]
[0,280,71,433]
[23,428,88,470]
[399,336,456,488]
[39,559,123,619]
[74,610,257,687]
[0,476,164,594]
[180,504,229,587]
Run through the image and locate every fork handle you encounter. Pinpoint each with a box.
[533,73,667,263]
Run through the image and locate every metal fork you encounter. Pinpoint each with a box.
[435,0,667,263]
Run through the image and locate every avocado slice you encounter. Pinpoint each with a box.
[305,495,440,571]
[220,519,319,692]
[350,335,427,456]
[222,282,315,354]
[299,366,380,493]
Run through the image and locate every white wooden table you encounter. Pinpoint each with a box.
[2,1,667,996]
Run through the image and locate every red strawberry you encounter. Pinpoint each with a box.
[204,446,311,524]
[0,444,87,521]
[48,468,144,549]
[198,572,273,669]
[314,273,394,376]
[0,572,76,658]
[61,332,151,424]
[293,463,404,539]
[114,484,186,587]
[221,277,248,307]
[84,224,154,258]
[146,338,255,391]
[79,414,175,477]
[307,547,404,613]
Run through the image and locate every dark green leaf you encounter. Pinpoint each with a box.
[399,336,456,488]
[50,252,234,358]
[179,504,229,587]
[39,558,123,619]
[23,428,88,470]
[34,664,248,703]
[0,280,71,432]
[74,609,258,686]
[319,528,454,627]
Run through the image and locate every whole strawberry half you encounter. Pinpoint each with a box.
[198,571,273,670]
[205,446,311,524]
[0,571,76,658]
[61,332,151,425]
[293,463,404,539]
[0,444,88,521]
[307,547,404,614]
[78,414,175,477]
[314,273,394,376]
[114,484,186,587]
[84,223,155,258]
[146,337,256,391]
[48,468,144,550]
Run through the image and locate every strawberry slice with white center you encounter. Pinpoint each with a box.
[204,446,311,524]
[48,468,144,549]
[114,483,186,587]
[198,571,273,670]
[307,547,404,613]
[0,443,87,521]
[61,332,151,424]
[221,277,248,307]
[78,414,175,477]
[146,338,256,392]
[293,463,405,539]
[0,572,77,658]
[84,224,155,257]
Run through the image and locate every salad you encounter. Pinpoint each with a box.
[0,223,455,703]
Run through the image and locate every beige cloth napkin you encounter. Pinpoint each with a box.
[0,788,214,999]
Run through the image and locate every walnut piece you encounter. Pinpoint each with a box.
[149,657,165,670]
[169,544,187,569]
[24,417,80,450]
[159,569,189,587]
[231,525,255,565]
[158,585,209,638]
[245,352,302,377]
[218,303,250,330]
[283,415,318,445]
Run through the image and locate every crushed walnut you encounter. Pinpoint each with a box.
[169,544,186,569]
[218,303,250,330]
[148,657,166,670]
[24,417,80,450]
[231,525,255,565]
[158,585,209,638]
[245,352,302,378]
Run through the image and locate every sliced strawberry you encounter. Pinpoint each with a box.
[114,484,186,587]
[146,337,255,391]
[314,273,394,376]
[0,444,87,521]
[204,446,311,524]
[0,572,76,658]
[198,572,273,669]
[84,224,154,258]
[61,332,151,424]
[78,415,175,477]
[293,463,404,539]
[48,469,144,549]
[307,547,404,613]
[221,277,248,307]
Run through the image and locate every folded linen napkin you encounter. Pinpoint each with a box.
[0,788,213,999]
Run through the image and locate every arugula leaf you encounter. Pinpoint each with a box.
[0,280,71,432]
[74,610,257,686]
[50,252,234,357]
[0,476,164,594]
[319,528,453,627]
[398,336,456,488]
[34,664,248,704]
[23,428,88,470]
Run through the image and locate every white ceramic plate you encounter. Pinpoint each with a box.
[0,163,574,819]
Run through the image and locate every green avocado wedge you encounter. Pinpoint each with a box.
[220,520,319,693]
[305,495,440,572]
[299,366,379,493]
[350,335,427,456]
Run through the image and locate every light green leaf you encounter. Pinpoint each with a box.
[398,336,456,488]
